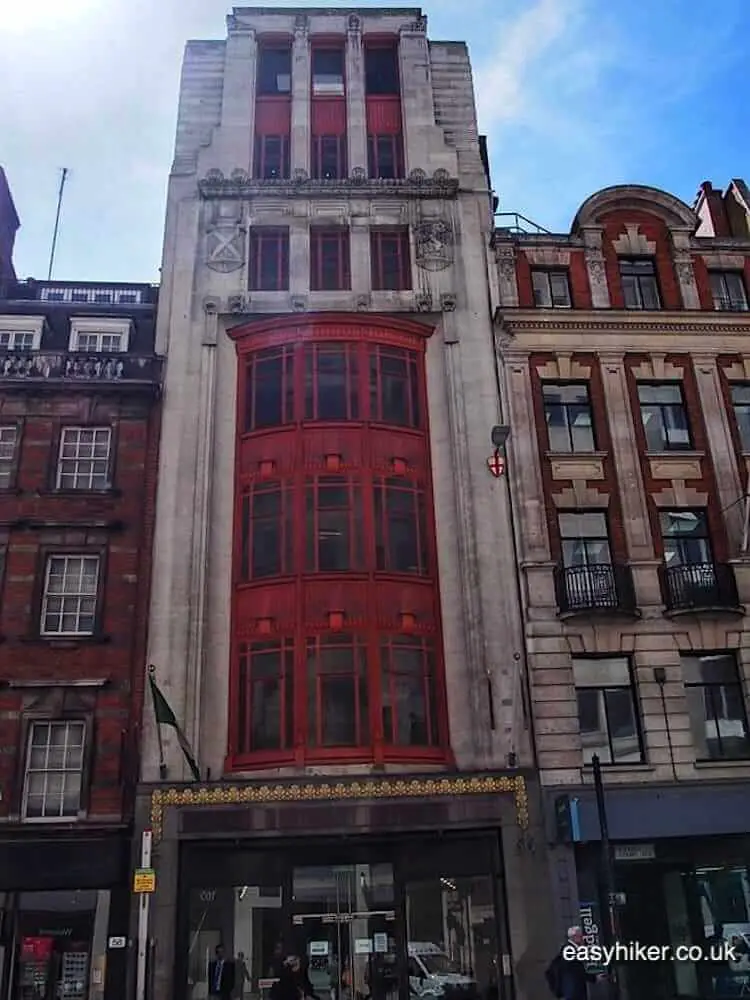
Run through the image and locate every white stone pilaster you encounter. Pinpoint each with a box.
[398,23,432,172]
[291,21,310,175]
[289,218,310,296]
[349,221,370,293]
[495,245,519,307]
[671,228,701,309]
[581,226,610,308]
[221,27,256,171]
[693,355,744,550]
[345,18,367,174]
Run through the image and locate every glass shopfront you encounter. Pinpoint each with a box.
[179,835,509,1000]
[0,890,111,1000]
[578,838,750,1000]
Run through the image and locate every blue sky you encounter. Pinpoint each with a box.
[1,0,748,282]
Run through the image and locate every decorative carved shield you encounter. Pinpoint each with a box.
[206,227,245,273]
[415,220,454,271]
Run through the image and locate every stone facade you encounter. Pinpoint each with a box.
[493,183,750,968]
[140,8,551,1000]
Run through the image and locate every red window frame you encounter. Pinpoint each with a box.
[249,228,289,291]
[244,345,295,431]
[306,633,369,748]
[310,228,351,292]
[240,481,293,580]
[380,637,439,747]
[304,342,359,420]
[305,475,363,572]
[367,134,404,179]
[237,639,295,753]
[369,345,421,426]
[371,229,411,291]
[374,476,428,574]
[311,135,348,180]
[254,134,290,179]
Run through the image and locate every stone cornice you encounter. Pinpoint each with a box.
[497,309,750,339]
[199,168,459,200]
[493,233,750,253]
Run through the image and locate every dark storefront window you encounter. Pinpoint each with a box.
[682,652,750,760]
[181,837,508,1000]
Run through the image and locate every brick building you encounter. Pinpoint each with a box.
[137,7,551,1000]
[0,168,20,292]
[493,181,750,1000]
[0,279,162,1000]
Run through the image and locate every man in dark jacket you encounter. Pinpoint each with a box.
[208,944,236,999]
[546,926,602,1000]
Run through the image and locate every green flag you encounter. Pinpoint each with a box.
[148,667,201,782]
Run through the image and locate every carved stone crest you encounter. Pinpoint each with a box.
[206,226,245,273]
[415,219,453,271]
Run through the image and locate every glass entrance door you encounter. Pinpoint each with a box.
[291,866,399,1000]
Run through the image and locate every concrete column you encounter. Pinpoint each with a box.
[345,18,367,174]
[289,219,310,297]
[671,228,701,309]
[693,355,744,550]
[599,353,661,604]
[221,27,257,171]
[186,300,219,764]
[398,24,432,172]
[291,21,311,175]
[350,221,370,293]
[581,226,610,308]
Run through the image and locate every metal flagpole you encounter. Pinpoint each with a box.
[136,829,153,1000]
[47,168,69,280]
[149,665,168,779]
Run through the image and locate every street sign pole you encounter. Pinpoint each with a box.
[135,829,153,1000]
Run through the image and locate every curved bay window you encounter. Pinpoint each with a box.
[230,318,449,768]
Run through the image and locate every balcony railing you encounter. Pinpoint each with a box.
[554,563,637,616]
[659,561,740,613]
[0,351,163,387]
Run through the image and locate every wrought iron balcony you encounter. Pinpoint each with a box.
[554,563,637,616]
[0,351,163,390]
[659,561,741,613]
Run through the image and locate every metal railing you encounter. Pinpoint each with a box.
[554,563,637,615]
[659,561,740,612]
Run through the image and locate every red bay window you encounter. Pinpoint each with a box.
[249,227,289,291]
[229,317,451,769]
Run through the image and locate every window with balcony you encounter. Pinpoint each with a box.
[381,637,438,747]
[369,346,420,427]
[307,634,369,747]
[40,555,99,637]
[311,135,347,180]
[542,382,595,452]
[620,258,660,309]
[659,509,736,611]
[555,511,631,613]
[364,44,400,95]
[0,331,36,351]
[312,48,344,95]
[304,343,358,420]
[559,511,611,569]
[254,135,290,180]
[244,345,295,431]
[240,482,293,580]
[638,382,692,451]
[682,652,750,760]
[249,228,290,291]
[710,271,748,312]
[258,46,292,95]
[306,477,363,572]
[0,425,18,489]
[532,270,571,308]
[374,478,428,574]
[573,657,644,764]
[237,640,295,753]
[56,427,112,490]
[22,720,85,820]
[731,384,750,451]
[367,135,404,180]
[371,229,411,291]
[310,228,351,291]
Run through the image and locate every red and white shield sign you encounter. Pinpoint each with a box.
[486,450,505,477]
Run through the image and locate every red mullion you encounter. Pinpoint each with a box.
[361,364,383,760]
[292,340,306,763]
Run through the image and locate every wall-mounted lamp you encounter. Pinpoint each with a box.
[491,425,511,449]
